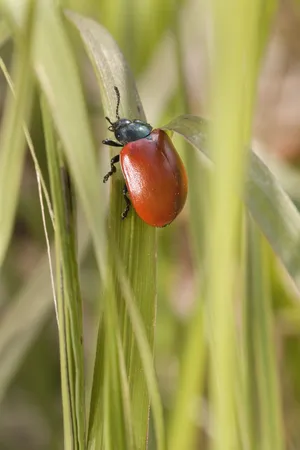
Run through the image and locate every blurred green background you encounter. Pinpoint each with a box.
[1,0,300,449]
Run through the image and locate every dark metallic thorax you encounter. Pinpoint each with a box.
[112,119,152,145]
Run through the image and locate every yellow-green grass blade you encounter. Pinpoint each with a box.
[199,3,276,444]
[204,4,277,444]
[163,115,300,295]
[166,17,207,449]
[206,2,252,446]
[245,219,284,450]
[41,97,85,450]
[0,0,35,268]
[66,11,164,450]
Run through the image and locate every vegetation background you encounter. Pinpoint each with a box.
[1,0,300,449]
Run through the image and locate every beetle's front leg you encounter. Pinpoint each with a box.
[103,154,120,183]
[102,139,123,148]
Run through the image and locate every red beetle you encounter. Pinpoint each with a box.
[102,87,188,227]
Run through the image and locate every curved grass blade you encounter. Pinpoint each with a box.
[163,115,300,295]
[65,10,147,122]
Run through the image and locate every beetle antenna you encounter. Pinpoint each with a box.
[114,86,121,120]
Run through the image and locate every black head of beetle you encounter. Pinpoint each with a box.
[105,87,152,145]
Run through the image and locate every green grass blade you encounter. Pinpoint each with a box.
[110,243,165,450]
[41,97,85,450]
[0,1,35,267]
[206,3,252,446]
[246,218,284,450]
[163,115,300,295]
[165,15,208,449]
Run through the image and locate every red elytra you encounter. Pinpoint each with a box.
[120,129,188,227]
[102,86,188,227]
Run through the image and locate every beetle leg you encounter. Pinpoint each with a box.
[121,184,131,220]
[102,139,123,147]
[103,155,120,183]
